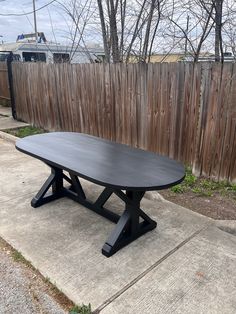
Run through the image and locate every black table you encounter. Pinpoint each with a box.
[16,132,185,257]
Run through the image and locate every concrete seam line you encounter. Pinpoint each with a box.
[94,226,207,313]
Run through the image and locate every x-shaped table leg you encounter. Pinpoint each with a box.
[102,190,157,257]
[31,166,157,257]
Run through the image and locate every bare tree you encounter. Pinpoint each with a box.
[54,0,236,63]
[213,0,224,61]
[194,0,236,62]
[162,0,215,61]
[97,0,110,62]
[197,0,224,61]
[220,0,236,58]
[96,0,166,63]
[56,0,96,62]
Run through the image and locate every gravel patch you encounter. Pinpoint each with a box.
[0,247,67,314]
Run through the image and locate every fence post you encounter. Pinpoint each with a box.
[7,52,17,119]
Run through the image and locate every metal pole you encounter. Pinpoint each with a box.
[7,52,17,120]
[33,0,38,43]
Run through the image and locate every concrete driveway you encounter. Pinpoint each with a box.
[0,138,236,313]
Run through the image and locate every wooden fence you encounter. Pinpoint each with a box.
[0,62,10,100]
[12,62,236,183]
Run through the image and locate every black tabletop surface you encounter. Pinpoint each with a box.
[16,132,185,191]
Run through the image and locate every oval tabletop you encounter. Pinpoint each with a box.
[16,132,185,191]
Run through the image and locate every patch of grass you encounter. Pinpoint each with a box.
[191,187,201,194]
[171,167,195,193]
[204,191,213,197]
[192,187,212,197]
[0,98,11,107]
[69,304,92,314]
[171,185,185,193]
[183,173,197,187]
[170,166,236,198]
[12,250,32,267]
[199,179,218,190]
[185,166,192,176]
[229,184,236,192]
[4,126,46,138]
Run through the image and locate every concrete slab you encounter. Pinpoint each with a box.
[0,116,29,130]
[100,226,236,314]
[3,139,236,313]
[0,139,215,311]
[0,194,213,310]
[0,139,49,202]
[0,130,18,144]
[215,220,236,236]
[0,105,11,117]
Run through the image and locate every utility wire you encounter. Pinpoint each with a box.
[0,0,57,16]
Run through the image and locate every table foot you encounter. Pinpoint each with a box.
[102,191,157,257]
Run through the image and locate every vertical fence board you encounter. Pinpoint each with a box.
[0,61,10,99]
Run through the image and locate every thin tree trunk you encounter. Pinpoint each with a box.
[142,0,156,61]
[148,0,161,62]
[109,0,120,62]
[214,0,223,62]
[194,5,214,62]
[120,0,126,60]
[125,0,148,63]
[97,0,110,62]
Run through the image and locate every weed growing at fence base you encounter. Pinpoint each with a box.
[161,167,236,219]
[69,304,92,314]
[170,167,236,199]
[4,126,46,138]
[0,98,11,107]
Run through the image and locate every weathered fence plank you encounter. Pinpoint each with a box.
[11,62,236,183]
[0,62,10,100]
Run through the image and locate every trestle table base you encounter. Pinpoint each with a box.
[31,166,157,257]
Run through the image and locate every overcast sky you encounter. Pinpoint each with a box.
[1,0,235,55]
[0,0,87,45]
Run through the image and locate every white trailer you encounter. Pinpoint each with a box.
[0,41,105,64]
